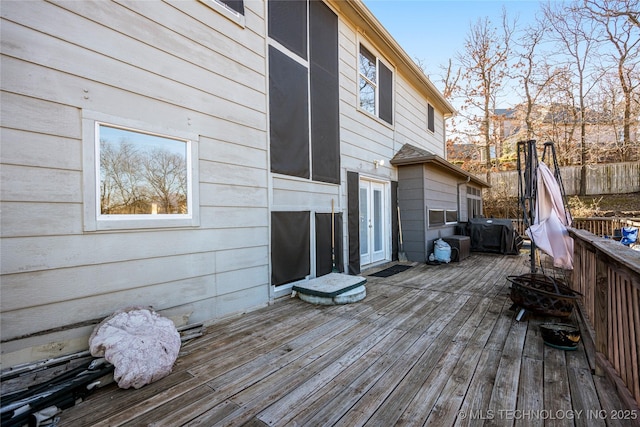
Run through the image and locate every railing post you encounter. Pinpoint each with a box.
[594,250,609,376]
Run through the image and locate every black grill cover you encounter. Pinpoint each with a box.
[466,218,521,255]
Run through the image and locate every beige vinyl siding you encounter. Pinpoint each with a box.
[1,0,456,368]
[337,19,448,178]
[272,177,339,211]
[334,15,452,266]
[0,0,269,363]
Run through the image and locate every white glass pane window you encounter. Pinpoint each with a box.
[83,111,199,231]
[99,125,189,216]
[359,45,377,115]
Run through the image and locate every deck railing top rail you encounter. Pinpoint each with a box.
[570,228,640,274]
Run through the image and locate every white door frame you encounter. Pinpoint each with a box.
[359,177,388,266]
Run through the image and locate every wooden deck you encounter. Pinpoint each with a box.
[61,252,635,426]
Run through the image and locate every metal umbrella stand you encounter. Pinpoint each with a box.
[510,140,580,321]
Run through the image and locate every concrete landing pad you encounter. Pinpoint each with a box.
[292,273,367,305]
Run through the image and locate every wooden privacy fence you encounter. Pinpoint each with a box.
[569,228,640,410]
[484,161,640,197]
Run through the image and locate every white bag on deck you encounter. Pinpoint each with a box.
[434,239,451,263]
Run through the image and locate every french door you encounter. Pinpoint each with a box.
[359,179,386,265]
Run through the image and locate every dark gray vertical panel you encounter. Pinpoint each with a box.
[315,212,343,276]
[271,211,310,286]
[379,61,393,124]
[391,180,398,261]
[397,165,426,262]
[268,0,307,59]
[269,46,310,178]
[347,171,360,275]
[310,0,339,184]
[428,104,435,132]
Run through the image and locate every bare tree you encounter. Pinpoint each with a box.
[585,0,640,28]
[455,9,515,177]
[100,139,188,215]
[144,148,188,214]
[542,0,603,194]
[523,63,581,166]
[100,139,146,214]
[514,18,562,141]
[440,58,462,100]
[583,0,640,161]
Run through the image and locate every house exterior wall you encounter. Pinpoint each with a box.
[396,163,481,262]
[397,165,426,262]
[1,0,271,366]
[0,0,454,367]
[424,165,461,255]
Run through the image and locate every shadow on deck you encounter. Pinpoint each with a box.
[61,252,636,426]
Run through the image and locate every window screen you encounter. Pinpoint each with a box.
[268,0,307,59]
[268,0,339,184]
[310,0,339,183]
[271,211,310,286]
[428,209,445,227]
[379,62,393,124]
[315,212,343,275]
[269,46,310,178]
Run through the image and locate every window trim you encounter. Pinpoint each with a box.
[357,42,394,126]
[82,110,200,231]
[199,0,246,28]
[428,208,458,228]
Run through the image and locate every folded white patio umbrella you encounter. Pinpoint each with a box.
[525,161,574,270]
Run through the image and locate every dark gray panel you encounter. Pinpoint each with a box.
[269,46,310,179]
[271,211,310,286]
[379,61,393,124]
[315,212,343,275]
[347,171,360,275]
[268,0,307,59]
[310,0,339,184]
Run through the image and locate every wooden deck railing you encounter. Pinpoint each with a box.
[511,217,640,238]
[569,228,640,410]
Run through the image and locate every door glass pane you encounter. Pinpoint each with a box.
[359,187,368,255]
[373,188,382,251]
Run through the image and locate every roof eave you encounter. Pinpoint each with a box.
[391,155,491,188]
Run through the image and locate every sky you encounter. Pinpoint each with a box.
[362,0,550,100]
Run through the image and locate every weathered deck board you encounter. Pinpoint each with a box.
[59,253,635,426]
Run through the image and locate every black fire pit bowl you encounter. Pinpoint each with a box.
[540,323,581,351]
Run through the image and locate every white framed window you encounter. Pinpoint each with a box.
[467,186,482,219]
[446,209,458,223]
[83,111,199,231]
[358,43,393,125]
[199,0,245,27]
[428,209,445,227]
[428,208,458,227]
